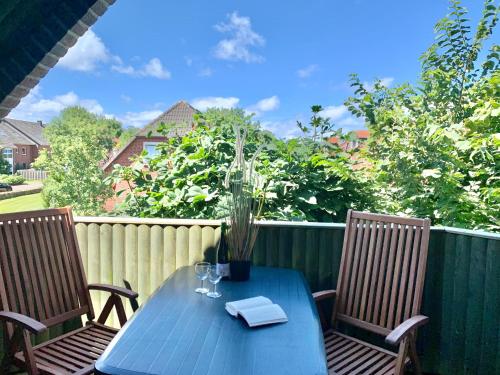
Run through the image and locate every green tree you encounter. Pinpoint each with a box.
[44,106,122,151]
[297,105,336,145]
[109,108,372,221]
[35,107,115,215]
[345,0,499,230]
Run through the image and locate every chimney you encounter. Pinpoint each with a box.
[37,120,43,127]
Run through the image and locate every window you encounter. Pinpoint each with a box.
[2,148,13,158]
[21,147,26,155]
[143,142,160,157]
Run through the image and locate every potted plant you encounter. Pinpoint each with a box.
[224,127,264,281]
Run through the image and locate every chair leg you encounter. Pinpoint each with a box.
[98,293,129,327]
[97,295,116,325]
[408,334,422,375]
[1,327,38,375]
[21,331,38,375]
[394,338,409,375]
[315,302,328,330]
[113,295,128,327]
[1,326,21,373]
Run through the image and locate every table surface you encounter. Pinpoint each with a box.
[95,266,328,375]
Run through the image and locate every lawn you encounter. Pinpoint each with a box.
[0,193,45,213]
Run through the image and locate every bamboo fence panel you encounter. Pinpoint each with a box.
[0,215,498,374]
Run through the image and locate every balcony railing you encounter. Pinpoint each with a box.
[1,216,498,374]
[71,216,500,375]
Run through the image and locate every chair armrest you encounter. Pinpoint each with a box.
[312,290,336,302]
[0,311,47,334]
[88,283,139,299]
[385,315,429,345]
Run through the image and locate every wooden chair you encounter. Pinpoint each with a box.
[0,208,139,374]
[314,210,430,375]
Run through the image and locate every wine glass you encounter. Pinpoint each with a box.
[194,262,210,293]
[206,265,222,298]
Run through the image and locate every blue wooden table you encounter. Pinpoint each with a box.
[95,266,328,375]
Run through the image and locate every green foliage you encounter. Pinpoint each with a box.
[297,105,336,146]
[44,106,122,151]
[0,174,25,185]
[109,109,372,221]
[116,127,138,149]
[345,0,499,231]
[0,155,11,175]
[35,107,114,215]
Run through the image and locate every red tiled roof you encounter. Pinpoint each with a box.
[328,129,370,144]
[355,129,369,139]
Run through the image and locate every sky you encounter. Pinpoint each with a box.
[9,0,487,138]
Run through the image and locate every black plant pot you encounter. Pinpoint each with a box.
[230,260,251,281]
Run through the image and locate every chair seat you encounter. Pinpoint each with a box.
[324,330,407,375]
[14,322,118,375]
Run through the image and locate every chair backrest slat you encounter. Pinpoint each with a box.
[0,208,93,327]
[335,210,430,333]
[18,221,43,319]
[53,217,79,309]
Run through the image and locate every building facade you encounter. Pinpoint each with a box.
[0,118,48,172]
[103,101,198,211]
[103,101,198,174]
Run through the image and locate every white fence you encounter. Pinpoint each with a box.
[17,168,47,180]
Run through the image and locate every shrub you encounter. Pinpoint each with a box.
[109,109,373,221]
[0,174,26,185]
[345,0,499,231]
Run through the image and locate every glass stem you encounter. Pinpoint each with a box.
[201,279,204,289]
[213,283,217,293]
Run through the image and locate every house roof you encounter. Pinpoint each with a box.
[0,0,116,119]
[329,129,370,144]
[354,130,369,139]
[138,101,199,137]
[103,101,199,170]
[0,118,48,147]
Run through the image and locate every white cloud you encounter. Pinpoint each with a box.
[261,119,302,139]
[111,58,171,80]
[198,67,214,77]
[254,96,280,112]
[337,116,364,128]
[185,57,193,67]
[9,86,176,129]
[363,77,394,91]
[57,29,112,72]
[245,95,280,116]
[320,104,365,130]
[142,58,171,79]
[9,86,104,122]
[116,110,163,128]
[213,12,265,63]
[320,105,348,121]
[380,77,395,87]
[57,29,171,79]
[191,97,240,111]
[120,94,132,103]
[297,64,318,78]
[111,64,135,75]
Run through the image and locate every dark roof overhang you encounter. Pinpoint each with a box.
[0,0,116,119]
